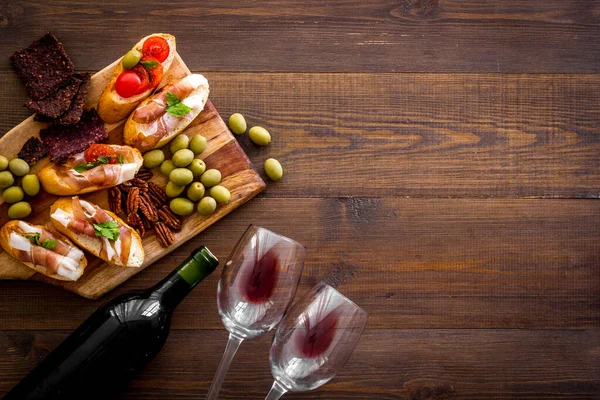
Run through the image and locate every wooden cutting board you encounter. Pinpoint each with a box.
[0,53,265,299]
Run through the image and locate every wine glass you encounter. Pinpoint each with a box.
[205,225,306,400]
[264,281,368,400]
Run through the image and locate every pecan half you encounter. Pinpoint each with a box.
[131,178,148,189]
[127,212,145,237]
[139,192,159,223]
[139,211,153,231]
[147,181,167,205]
[108,187,122,214]
[126,187,140,215]
[135,169,153,181]
[158,205,182,231]
[155,222,174,247]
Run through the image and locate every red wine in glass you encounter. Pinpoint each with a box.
[241,247,280,304]
[297,307,341,358]
[265,282,368,399]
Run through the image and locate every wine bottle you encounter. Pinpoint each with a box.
[3,246,218,400]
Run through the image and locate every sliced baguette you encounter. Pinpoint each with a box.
[97,33,176,124]
[123,74,209,151]
[49,198,144,267]
[0,220,87,281]
[39,145,143,196]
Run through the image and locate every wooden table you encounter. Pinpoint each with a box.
[0,1,599,399]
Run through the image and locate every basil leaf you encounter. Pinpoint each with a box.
[93,220,120,241]
[75,156,113,173]
[23,233,41,246]
[166,92,180,108]
[74,164,89,173]
[41,239,58,250]
[166,102,193,117]
[165,91,192,117]
[140,60,159,69]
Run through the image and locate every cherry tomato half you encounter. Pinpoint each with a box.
[142,36,170,63]
[115,70,143,98]
[85,144,118,163]
[140,55,164,88]
[131,64,151,94]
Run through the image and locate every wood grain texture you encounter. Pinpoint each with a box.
[3,72,599,199]
[0,329,598,399]
[1,1,600,73]
[0,198,597,331]
[0,1,599,399]
[0,54,265,298]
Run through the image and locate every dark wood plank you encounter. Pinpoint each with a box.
[1,329,598,399]
[0,198,597,330]
[2,72,599,198]
[1,1,600,73]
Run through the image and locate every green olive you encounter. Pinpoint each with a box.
[143,149,165,169]
[0,171,14,189]
[169,168,194,186]
[2,186,24,204]
[122,49,142,69]
[172,149,194,168]
[200,169,221,187]
[9,158,30,177]
[197,196,217,216]
[160,160,176,176]
[188,159,206,177]
[165,181,185,198]
[228,113,247,135]
[210,185,231,205]
[189,134,207,155]
[7,201,31,219]
[186,182,205,202]
[264,158,283,181]
[169,134,190,154]
[169,197,195,216]
[0,156,8,171]
[22,174,40,196]
[248,126,271,146]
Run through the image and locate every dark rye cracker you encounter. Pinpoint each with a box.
[10,33,74,100]
[25,74,83,118]
[18,137,48,165]
[40,108,107,163]
[57,73,91,125]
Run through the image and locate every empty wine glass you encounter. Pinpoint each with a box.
[264,281,368,400]
[205,225,306,400]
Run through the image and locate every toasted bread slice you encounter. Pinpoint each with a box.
[123,74,209,151]
[97,33,176,124]
[39,144,143,196]
[0,220,87,281]
[50,198,144,267]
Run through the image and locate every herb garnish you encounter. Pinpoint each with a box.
[140,60,159,69]
[23,233,58,250]
[166,92,192,117]
[41,239,58,250]
[93,220,120,241]
[75,155,124,173]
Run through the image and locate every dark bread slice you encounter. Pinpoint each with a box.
[10,32,74,100]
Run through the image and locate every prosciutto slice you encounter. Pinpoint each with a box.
[133,74,206,124]
[130,74,209,151]
[8,222,84,280]
[55,146,137,192]
[66,197,131,265]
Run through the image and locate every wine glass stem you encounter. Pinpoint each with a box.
[205,333,244,400]
[264,381,288,400]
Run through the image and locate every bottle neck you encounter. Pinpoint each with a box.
[149,246,219,309]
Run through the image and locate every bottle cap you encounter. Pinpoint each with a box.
[178,246,219,286]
